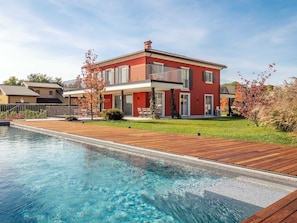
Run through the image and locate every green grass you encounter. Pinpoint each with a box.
[88,117,297,146]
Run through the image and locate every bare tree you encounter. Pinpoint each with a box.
[76,50,105,120]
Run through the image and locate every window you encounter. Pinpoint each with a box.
[203,71,214,84]
[180,67,190,89]
[205,94,213,115]
[115,66,129,84]
[104,69,114,85]
[49,91,53,96]
[152,62,165,79]
[152,62,164,73]
[114,94,132,116]
[180,93,190,116]
[35,90,40,94]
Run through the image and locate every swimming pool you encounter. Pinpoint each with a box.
[1,126,296,223]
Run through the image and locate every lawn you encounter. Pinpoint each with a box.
[88,117,297,146]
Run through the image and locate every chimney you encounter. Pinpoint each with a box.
[144,40,152,50]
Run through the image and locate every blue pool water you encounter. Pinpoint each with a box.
[0,127,294,223]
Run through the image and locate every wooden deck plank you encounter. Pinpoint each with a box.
[242,191,297,223]
[12,120,297,223]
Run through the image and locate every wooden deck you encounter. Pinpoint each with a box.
[12,120,297,222]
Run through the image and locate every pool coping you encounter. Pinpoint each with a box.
[12,122,297,188]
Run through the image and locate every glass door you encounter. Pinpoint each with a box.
[114,94,132,116]
[205,94,213,115]
[155,92,164,117]
[180,93,190,116]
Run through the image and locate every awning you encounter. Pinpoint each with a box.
[63,80,183,97]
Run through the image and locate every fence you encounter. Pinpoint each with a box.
[0,104,79,117]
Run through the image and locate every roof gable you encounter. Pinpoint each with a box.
[22,82,62,89]
[95,48,227,70]
[0,85,40,96]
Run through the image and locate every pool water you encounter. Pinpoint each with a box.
[0,127,294,223]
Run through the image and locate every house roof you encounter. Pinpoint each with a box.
[22,82,62,89]
[220,85,235,94]
[95,48,227,70]
[0,85,40,96]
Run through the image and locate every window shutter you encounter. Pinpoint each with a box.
[212,73,215,83]
[203,71,206,82]
[189,69,193,90]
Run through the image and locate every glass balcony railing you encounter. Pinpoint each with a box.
[64,64,184,90]
[129,64,182,83]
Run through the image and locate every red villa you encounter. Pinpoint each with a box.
[64,41,227,118]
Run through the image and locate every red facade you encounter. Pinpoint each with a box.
[68,41,227,118]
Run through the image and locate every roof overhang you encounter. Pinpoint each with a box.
[63,80,183,97]
[220,93,235,99]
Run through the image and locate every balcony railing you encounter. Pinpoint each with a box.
[64,64,183,90]
[110,64,183,85]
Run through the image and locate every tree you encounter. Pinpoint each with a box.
[220,98,229,112]
[234,63,276,126]
[3,76,23,85]
[3,74,63,85]
[27,73,53,83]
[76,50,105,120]
[54,77,64,87]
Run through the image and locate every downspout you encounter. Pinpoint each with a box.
[121,90,124,112]
[68,95,71,115]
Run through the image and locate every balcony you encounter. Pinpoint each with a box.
[64,64,184,94]
[96,64,182,87]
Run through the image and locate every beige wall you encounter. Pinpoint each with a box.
[30,87,59,98]
[8,96,37,103]
[0,95,8,104]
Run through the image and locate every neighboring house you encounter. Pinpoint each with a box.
[22,82,64,103]
[0,84,40,104]
[64,40,227,117]
[220,85,236,115]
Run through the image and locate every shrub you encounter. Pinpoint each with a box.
[101,108,124,120]
[0,109,47,120]
[65,116,78,121]
[258,78,297,132]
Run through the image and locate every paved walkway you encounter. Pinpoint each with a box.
[12,120,297,222]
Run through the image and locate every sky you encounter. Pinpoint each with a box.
[0,0,296,85]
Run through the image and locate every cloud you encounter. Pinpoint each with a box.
[0,0,296,85]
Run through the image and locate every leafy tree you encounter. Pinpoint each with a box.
[76,50,105,120]
[234,63,276,126]
[220,98,229,112]
[3,76,23,85]
[27,73,53,83]
[3,74,63,85]
[54,77,64,87]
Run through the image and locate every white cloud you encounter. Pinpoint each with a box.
[0,0,296,85]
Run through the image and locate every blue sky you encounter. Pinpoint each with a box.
[0,0,296,85]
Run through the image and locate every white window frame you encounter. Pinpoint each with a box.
[119,65,129,84]
[204,94,214,116]
[180,67,190,90]
[155,91,165,117]
[179,93,191,117]
[104,68,114,85]
[204,71,214,84]
[152,62,165,79]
